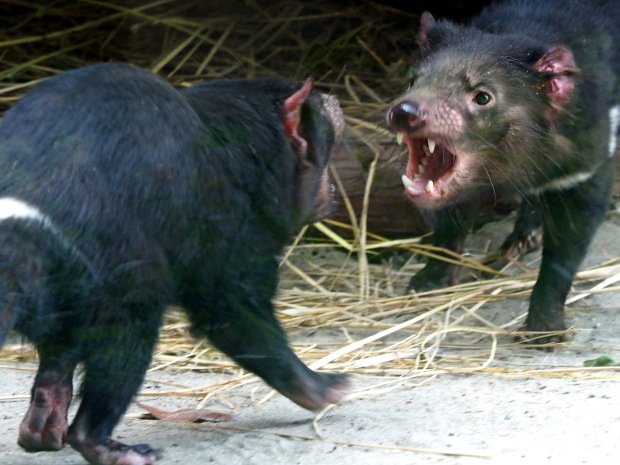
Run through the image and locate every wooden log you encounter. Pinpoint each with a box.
[329,140,620,239]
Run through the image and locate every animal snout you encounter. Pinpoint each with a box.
[387,101,425,132]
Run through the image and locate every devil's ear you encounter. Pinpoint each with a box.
[533,46,579,111]
[282,78,314,159]
[282,79,338,225]
[418,12,437,50]
[417,12,461,52]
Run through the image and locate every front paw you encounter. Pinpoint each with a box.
[514,307,572,347]
[407,261,459,292]
[500,225,543,259]
[68,437,161,465]
[281,370,350,412]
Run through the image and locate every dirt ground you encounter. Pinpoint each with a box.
[1,218,619,465]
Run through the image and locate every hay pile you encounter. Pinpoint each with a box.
[1,0,619,408]
[140,231,620,406]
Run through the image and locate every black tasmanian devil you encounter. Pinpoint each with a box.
[387,0,620,340]
[0,63,347,465]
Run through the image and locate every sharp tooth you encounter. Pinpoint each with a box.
[422,145,430,156]
[396,133,404,146]
[425,180,434,193]
[418,164,425,174]
[421,157,428,166]
[401,174,414,188]
[427,139,436,154]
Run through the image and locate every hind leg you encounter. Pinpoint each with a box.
[481,201,543,274]
[0,248,77,451]
[66,303,163,465]
[18,342,78,452]
[500,201,543,258]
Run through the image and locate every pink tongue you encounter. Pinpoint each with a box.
[424,146,454,181]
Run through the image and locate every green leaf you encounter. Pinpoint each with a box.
[583,355,619,367]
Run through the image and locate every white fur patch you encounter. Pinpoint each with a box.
[0,197,50,225]
[528,171,595,196]
[609,105,620,157]
[0,196,96,276]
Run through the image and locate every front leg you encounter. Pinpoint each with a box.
[204,310,348,411]
[500,200,543,258]
[185,270,349,412]
[408,204,472,291]
[526,160,613,339]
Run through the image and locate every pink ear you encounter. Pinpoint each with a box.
[534,46,579,111]
[283,78,314,157]
[419,11,436,51]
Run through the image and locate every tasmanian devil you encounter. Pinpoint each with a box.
[387,0,620,340]
[0,63,347,465]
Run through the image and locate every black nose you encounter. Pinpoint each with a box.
[387,101,425,132]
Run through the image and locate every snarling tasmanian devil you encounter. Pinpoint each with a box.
[387,0,620,340]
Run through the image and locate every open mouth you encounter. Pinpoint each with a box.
[398,134,457,201]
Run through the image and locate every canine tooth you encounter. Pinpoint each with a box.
[397,133,404,146]
[425,180,434,193]
[401,174,414,188]
[427,139,436,154]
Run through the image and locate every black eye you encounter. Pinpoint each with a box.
[474,91,492,106]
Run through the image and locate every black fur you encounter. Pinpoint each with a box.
[0,63,346,465]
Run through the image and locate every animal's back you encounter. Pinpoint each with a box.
[473,0,620,102]
[0,63,206,266]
